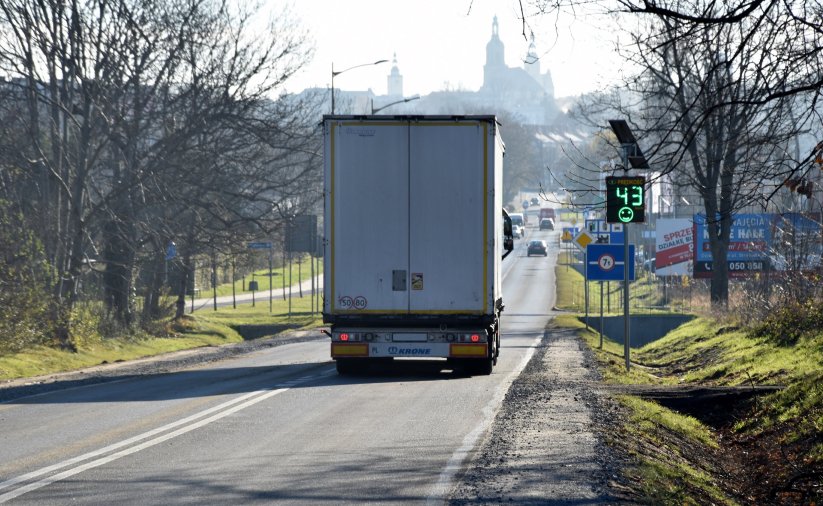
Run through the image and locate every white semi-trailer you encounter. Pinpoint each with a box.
[322,115,512,375]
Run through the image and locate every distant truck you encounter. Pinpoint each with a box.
[539,207,556,221]
[322,115,512,375]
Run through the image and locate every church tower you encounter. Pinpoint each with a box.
[387,53,403,97]
[524,33,540,79]
[523,33,555,98]
[483,16,506,91]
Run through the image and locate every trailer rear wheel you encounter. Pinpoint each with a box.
[335,358,361,375]
[465,356,493,375]
[464,341,494,375]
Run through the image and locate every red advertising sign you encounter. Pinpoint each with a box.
[655,219,693,276]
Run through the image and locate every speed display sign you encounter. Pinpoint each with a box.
[606,176,646,224]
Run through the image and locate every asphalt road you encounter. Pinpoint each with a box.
[0,227,563,505]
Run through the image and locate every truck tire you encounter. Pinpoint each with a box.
[335,358,360,375]
[464,341,494,375]
[466,356,493,376]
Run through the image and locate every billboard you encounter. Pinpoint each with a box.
[694,213,771,278]
[655,219,693,276]
[768,212,822,271]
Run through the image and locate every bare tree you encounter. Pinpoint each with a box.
[513,0,822,131]
[569,9,809,305]
[0,0,319,346]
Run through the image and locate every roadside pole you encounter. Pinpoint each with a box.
[622,144,631,371]
[310,253,315,316]
[599,281,604,349]
[247,241,273,310]
[608,119,648,371]
[584,251,589,330]
[269,245,273,314]
[624,218,630,370]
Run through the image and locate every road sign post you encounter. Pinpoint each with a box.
[624,228,630,369]
[588,236,637,369]
[573,230,595,329]
[247,242,274,313]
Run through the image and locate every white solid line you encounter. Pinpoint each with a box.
[0,388,288,503]
[425,333,542,505]
[0,388,270,493]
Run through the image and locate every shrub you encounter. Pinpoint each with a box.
[750,298,823,346]
[0,203,51,354]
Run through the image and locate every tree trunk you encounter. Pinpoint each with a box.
[174,251,193,320]
[102,220,136,326]
[142,244,166,322]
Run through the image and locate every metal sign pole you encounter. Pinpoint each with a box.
[584,250,589,329]
[624,224,631,370]
[622,146,631,371]
[599,281,604,349]
[269,245,273,314]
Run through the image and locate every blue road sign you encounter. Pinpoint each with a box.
[586,244,635,281]
[584,219,625,244]
[165,241,176,261]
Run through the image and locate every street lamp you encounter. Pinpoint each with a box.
[331,59,388,114]
[371,94,420,114]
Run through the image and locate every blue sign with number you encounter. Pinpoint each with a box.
[586,244,635,281]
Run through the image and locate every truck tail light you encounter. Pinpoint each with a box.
[340,333,349,341]
[470,334,480,342]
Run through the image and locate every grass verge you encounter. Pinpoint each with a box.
[0,293,324,382]
[213,255,321,297]
[556,263,823,504]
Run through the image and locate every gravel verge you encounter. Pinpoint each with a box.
[447,324,630,505]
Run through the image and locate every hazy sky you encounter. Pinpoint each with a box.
[279,0,623,98]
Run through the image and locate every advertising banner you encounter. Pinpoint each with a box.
[769,212,822,271]
[655,219,693,276]
[693,213,771,278]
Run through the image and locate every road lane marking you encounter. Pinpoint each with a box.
[0,368,336,503]
[426,332,542,505]
[0,388,287,503]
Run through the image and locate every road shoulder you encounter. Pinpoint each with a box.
[448,323,624,504]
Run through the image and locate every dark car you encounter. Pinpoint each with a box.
[539,218,554,230]
[527,240,548,256]
[530,197,539,206]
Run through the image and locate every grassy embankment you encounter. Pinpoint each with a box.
[0,262,324,382]
[554,251,822,504]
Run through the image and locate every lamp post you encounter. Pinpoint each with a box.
[331,59,388,114]
[371,94,420,114]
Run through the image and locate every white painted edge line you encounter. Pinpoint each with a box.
[0,370,334,503]
[425,333,542,505]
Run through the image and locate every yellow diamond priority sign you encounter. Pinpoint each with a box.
[573,230,594,251]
